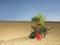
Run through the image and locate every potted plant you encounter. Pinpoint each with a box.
[29,13,52,39]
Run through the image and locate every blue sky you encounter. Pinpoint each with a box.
[0,0,60,21]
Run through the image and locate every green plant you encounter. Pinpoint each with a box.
[30,13,53,38]
[37,13,46,26]
[30,13,47,38]
[31,13,46,26]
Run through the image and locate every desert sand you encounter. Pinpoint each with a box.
[0,21,60,45]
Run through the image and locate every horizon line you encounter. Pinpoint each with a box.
[0,20,60,22]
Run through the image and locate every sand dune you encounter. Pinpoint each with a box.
[0,21,60,45]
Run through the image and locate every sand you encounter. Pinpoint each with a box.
[0,21,60,45]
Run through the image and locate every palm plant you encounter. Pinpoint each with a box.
[29,13,53,39]
[37,13,46,26]
[31,13,46,26]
